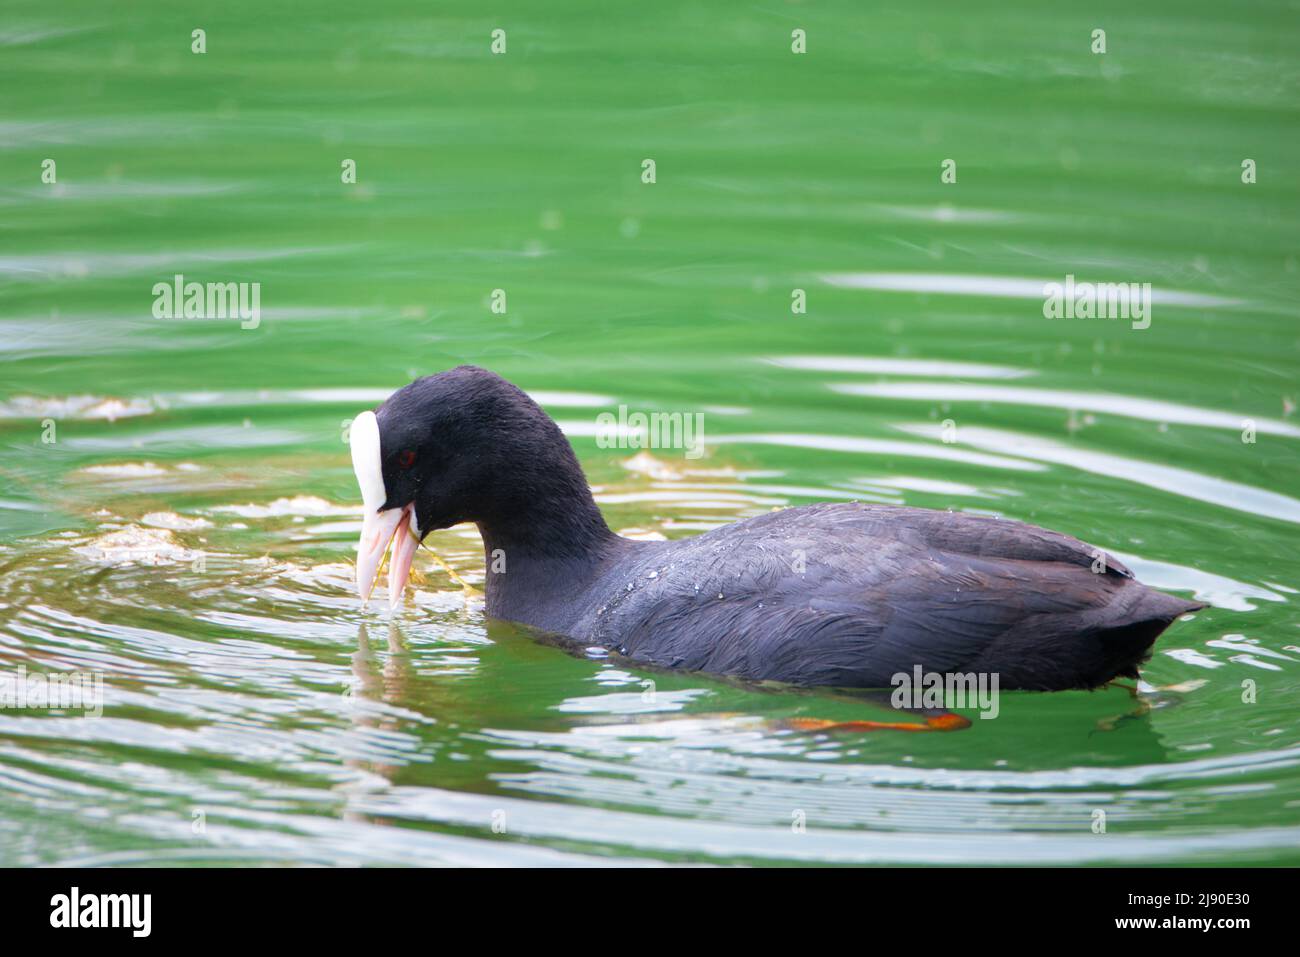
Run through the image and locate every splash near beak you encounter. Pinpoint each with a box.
[350,409,417,606]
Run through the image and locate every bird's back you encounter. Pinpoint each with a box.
[570,502,1201,690]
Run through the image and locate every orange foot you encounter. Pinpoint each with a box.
[781,713,971,733]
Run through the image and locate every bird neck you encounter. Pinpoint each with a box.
[477,522,627,631]
[476,494,618,562]
[474,469,627,627]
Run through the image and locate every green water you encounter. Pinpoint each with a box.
[1,1,1298,865]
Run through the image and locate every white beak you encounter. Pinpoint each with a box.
[350,410,419,608]
[356,505,402,603]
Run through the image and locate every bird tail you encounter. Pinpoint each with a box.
[1095,588,1206,681]
[1133,589,1207,621]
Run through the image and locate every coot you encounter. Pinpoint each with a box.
[350,365,1203,692]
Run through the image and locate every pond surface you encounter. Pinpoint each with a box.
[0,0,1297,865]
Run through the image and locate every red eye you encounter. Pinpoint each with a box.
[397,450,416,470]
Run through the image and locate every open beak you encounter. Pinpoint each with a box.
[356,502,418,608]
[350,408,419,609]
[388,505,419,608]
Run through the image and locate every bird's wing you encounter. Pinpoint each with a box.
[599,503,1151,687]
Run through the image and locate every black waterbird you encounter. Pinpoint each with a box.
[350,366,1204,715]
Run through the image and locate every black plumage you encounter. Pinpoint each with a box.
[364,366,1204,691]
